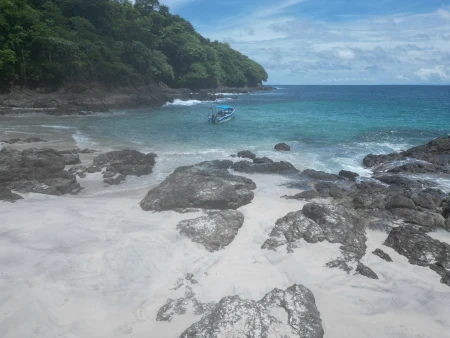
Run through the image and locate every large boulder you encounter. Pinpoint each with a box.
[93,149,156,177]
[237,150,256,160]
[233,157,298,175]
[262,203,366,263]
[384,226,450,286]
[0,188,22,202]
[177,210,244,252]
[339,170,359,179]
[140,162,256,211]
[274,142,291,151]
[0,148,80,195]
[179,284,324,338]
[302,169,342,181]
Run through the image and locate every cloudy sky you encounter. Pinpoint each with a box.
[160,0,450,85]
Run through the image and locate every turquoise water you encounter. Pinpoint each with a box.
[2,85,450,174]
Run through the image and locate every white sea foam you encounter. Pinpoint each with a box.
[164,99,202,107]
[40,125,74,130]
[72,130,97,149]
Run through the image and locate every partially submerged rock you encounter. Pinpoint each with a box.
[339,170,359,179]
[0,148,80,195]
[233,157,298,175]
[177,210,245,252]
[93,149,156,177]
[355,262,379,279]
[372,248,393,262]
[140,162,256,211]
[179,284,324,338]
[274,142,291,151]
[237,150,256,160]
[103,174,126,185]
[1,137,47,144]
[384,226,450,286]
[301,169,342,181]
[0,188,22,202]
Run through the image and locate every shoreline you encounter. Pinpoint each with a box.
[0,85,275,116]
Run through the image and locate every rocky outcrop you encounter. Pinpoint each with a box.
[0,188,23,202]
[1,137,47,144]
[339,170,359,179]
[177,210,245,252]
[262,203,366,268]
[301,169,342,181]
[103,174,126,185]
[140,161,256,211]
[384,226,450,286]
[274,142,291,151]
[0,148,80,195]
[237,150,256,160]
[233,157,298,175]
[355,263,379,279]
[58,150,81,165]
[372,248,393,262]
[179,284,324,338]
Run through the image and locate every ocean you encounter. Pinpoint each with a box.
[2,85,449,177]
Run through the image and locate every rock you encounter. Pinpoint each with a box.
[390,208,445,230]
[384,195,416,210]
[375,175,425,188]
[412,193,440,210]
[314,182,345,199]
[60,148,98,154]
[61,152,81,165]
[325,258,353,273]
[262,203,366,262]
[177,210,244,252]
[93,149,156,177]
[363,153,405,168]
[339,170,359,179]
[0,148,80,196]
[233,157,298,175]
[1,137,47,144]
[103,174,126,185]
[140,162,256,211]
[372,248,393,262]
[274,142,291,151]
[302,169,341,181]
[68,165,87,178]
[355,262,379,279]
[197,160,233,170]
[384,226,450,286]
[0,188,22,202]
[179,284,324,338]
[388,162,449,174]
[86,165,102,173]
[289,190,320,200]
[237,150,256,160]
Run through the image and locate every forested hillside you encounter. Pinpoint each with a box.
[0,0,268,90]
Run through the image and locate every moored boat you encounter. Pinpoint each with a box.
[207,105,235,124]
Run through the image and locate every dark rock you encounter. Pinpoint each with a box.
[375,175,425,188]
[93,149,156,176]
[140,163,256,211]
[384,226,450,286]
[355,263,379,279]
[339,170,359,179]
[289,190,320,200]
[103,174,126,185]
[274,142,291,151]
[384,195,416,210]
[326,258,353,273]
[86,165,102,173]
[262,203,366,262]
[237,150,256,160]
[0,148,80,195]
[68,165,87,178]
[302,169,341,181]
[197,160,233,170]
[372,248,393,262]
[60,148,98,154]
[388,162,450,174]
[0,188,22,202]
[413,193,440,210]
[177,210,244,252]
[314,182,345,199]
[179,284,324,338]
[233,157,298,175]
[1,137,47,144]
[390,208,445,230]
[61,153,81,165]
[363,153,405,168]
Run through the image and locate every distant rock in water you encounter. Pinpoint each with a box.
[384,226,450,286]
[233,156,298,175]
[237,150,256,160]
[140,161,256,211]
[177,210,244,252]
[274,142,291,151]
[179,284,324,338]
[0,148,80,196]
[1,137,47,144]
[93,149,156,177]
[339,170,359,179]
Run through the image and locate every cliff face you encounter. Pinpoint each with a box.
[0,0,268,92]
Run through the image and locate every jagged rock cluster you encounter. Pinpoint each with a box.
[157,274,324,338]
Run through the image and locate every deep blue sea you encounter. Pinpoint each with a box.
[2,85,450,176]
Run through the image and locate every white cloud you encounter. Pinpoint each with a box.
[415,65,450,81]
[160,0,197,9]
[437,8,450,20]
[395,74,410,81]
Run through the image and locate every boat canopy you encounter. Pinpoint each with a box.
[216,105,233,110]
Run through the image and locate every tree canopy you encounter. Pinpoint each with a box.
[0,0,268,89]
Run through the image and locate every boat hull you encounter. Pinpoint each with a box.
[208,111,235,124]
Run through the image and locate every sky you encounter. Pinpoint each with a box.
[159,0,450,85]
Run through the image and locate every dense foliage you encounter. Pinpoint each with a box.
[0,0,268,89]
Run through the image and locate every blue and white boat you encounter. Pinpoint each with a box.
[207,105,235,124]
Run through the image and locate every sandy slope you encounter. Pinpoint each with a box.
[1,171,450,338]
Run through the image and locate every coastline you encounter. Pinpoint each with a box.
[0,84,275,116]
